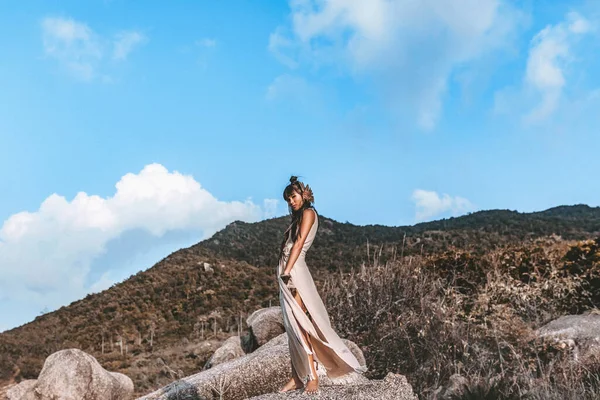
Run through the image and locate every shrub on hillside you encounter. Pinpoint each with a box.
[322,238,600,399]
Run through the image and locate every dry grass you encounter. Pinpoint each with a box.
[322,238,600,399]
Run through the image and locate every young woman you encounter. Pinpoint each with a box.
[277,176,367,394]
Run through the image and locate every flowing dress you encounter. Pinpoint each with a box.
[277,208,367,382]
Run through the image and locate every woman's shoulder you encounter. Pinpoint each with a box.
[302,206,317,216]
[303,206,317,218]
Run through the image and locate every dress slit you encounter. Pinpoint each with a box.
[285,286,318,380]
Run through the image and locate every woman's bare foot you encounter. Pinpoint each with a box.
[279,377,304,392]
[304,378,319,394]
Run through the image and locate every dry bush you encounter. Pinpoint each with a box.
[322,238,600,399]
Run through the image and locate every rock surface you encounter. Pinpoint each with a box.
[247,373,417,400]
[137,333,368,400]
[4,381,35,400]
[244,306,285,351]
[204,335,245,369]
[6,349,133,400]
[536,311,600,361]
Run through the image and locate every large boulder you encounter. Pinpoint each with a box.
[243,307,285,352]
[535,312,600,361]
[138,333,369,400]
[204,335,245,369]
[247,373,417,400]
[6,349,133,400]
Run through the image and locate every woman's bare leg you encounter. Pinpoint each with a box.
[279,288,319,392]
[279,288,305,392]
[293,290,319,393]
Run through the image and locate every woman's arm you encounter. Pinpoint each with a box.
[282,208,316,275]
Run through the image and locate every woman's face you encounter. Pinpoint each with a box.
[286,190,304,211]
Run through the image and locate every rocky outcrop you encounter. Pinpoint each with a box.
[6,349,133,400]
[138,333,368,400]
[247,373,417,400]
[204,335,245,369]
[242,306,285,352]
[536,311,600,361]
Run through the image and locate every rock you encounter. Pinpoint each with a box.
[5,380,36,400]
[536,312,600,361]
[204,335,245,369]
[536,312,600,339]
[243,307,285,352]
[7,348,133,400]
[112,373,135,395]
[247,372,417,400]
[203,262,214,272]
[137,333,371,400]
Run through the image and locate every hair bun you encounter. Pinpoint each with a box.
[289,176,298,184]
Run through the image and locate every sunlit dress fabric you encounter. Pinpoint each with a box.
[277,209,367,381]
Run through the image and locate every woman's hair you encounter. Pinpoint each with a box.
[279,175,319,258]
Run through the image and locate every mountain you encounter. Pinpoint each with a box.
[1,204,599,395]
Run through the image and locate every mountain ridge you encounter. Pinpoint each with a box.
[1,204,599,394]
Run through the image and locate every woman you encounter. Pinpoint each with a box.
[277,175,367,394]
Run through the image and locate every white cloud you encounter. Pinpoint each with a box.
[523,12,592,123]
[41,16,146,81]
[411,189,474,222]
[113,31,146,61]
[271,0,523,130]
[42,17,102,80]
[0,164,278,329]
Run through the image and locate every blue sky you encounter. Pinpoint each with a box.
[1,0,599,332]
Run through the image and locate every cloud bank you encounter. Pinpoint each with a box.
[0,164,278,330]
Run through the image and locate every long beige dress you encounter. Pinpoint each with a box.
[277,208,367,382]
